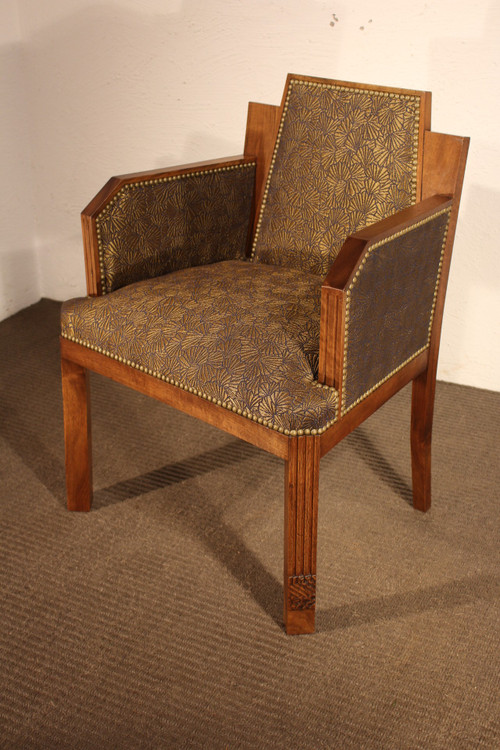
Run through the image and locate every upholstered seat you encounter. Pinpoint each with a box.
[61,260,338,435]
[60,73,468,634]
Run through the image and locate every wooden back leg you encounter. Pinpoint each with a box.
[61,356,93,511]
[284,436,320,634]
[411,364,437,513]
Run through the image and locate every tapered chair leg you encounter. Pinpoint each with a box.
[284,435,320,634]
[411,365,437,512]
[61,356,93,511]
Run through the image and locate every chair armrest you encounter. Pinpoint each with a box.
[82,155,257,295]
[318,195,453,416]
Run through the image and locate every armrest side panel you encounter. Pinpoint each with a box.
[83,157,256,295]
[340,203,452,415]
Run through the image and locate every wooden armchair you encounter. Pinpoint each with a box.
[60,74,469,634]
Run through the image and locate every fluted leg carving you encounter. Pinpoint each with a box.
[284,435,320,634]
[61,356,93,511]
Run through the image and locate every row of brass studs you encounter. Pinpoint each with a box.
[341,206,452,416]
[61,332,338,436]
[95,161,256,294]
[250,79,421,262]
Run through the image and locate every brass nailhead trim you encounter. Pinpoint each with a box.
[95,161,256,294]
[250,78,421,262]
[61,333,338,436]
[341,206,452,416]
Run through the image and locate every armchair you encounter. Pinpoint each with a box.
[61,74,469,634]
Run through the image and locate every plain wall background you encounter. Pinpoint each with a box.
[1,0,499,391]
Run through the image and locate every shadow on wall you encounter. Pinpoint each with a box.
[0,249,40,320]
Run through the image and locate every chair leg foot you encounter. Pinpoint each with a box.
[61,356,93,512]
[411,366,436,512]
[283,436,320,634]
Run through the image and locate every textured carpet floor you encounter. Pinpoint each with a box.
[0,299,499,749]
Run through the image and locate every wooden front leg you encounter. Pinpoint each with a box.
[61,356,93,511]
[284,435,320,634]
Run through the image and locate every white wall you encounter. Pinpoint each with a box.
[0,0,39,319]
[3,0,500,391]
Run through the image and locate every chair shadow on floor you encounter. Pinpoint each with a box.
[4,389,492,633]
[93,439,285,627]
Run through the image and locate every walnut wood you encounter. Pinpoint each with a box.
[284,435,320,634]
[411,133,469,511]
[61,356,93,511]
[318,288,344,390]
[60,338,288,460]
[81,155,257,297]
[244,102,281,241]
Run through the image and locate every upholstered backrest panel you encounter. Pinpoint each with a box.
[251,76,424,276]
[96,163,256,294]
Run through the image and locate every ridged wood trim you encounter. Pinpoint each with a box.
[284,436,320,584]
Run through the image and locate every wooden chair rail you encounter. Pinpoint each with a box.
[60,337,289,461]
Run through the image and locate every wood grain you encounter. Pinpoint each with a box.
[283,435,320,634]
[61,355,93,511]
[411,132,470,511]
[244,102,280,239]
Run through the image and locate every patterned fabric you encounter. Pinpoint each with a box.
[97,164,256,293]
[61,261,339,435]
[342,208,451,414]
[251,78,421,276]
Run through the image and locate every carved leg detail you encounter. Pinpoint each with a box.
[411,365,436,512]
[61,356,93,512]
[284,435,320,634]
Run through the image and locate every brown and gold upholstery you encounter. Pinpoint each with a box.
[251,77,424,276]
[342,206,451,414]
[61,260,338,435]
[97,162,256,293]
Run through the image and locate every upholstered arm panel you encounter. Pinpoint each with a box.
[87,159,256,294]
[339,202,452,415]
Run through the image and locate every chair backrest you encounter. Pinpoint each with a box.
[251,74,430,277]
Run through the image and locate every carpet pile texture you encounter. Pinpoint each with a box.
[0,299,498,749]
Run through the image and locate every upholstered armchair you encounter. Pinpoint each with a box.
[60,74,468,634]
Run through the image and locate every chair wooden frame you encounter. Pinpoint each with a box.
[61,75,469,634]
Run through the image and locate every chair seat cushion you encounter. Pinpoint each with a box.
[61,260,338,435]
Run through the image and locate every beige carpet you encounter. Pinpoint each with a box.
[0,299,499,749]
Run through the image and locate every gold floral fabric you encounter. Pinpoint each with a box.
[342,208,451,414]
[97,164,255,293]
[61,261,339,435]
[252,79,421,276]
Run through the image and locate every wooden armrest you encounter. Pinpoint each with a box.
[82,155,257,296]
[323,195,452,292]
[319,195,453,408]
